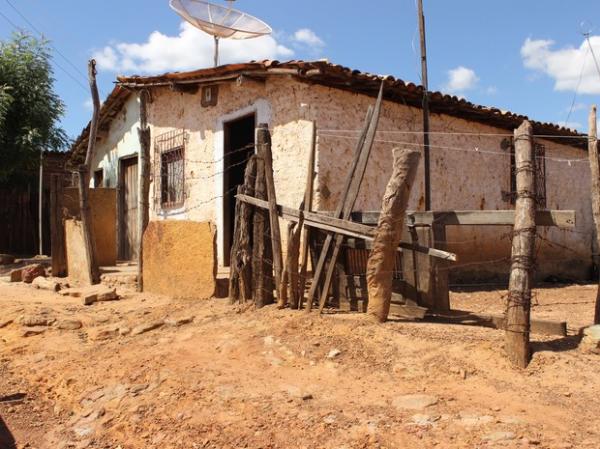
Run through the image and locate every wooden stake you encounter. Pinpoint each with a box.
[50,174,66,277]
[297,122,317,309]
[230,156,257,303]
[252,155,274,307]
[257,124,284,307]
[505,120,536,368]
[137,89,151,292]
[77,60,101,285]
[587,105,600,324]
[367,149,421,322]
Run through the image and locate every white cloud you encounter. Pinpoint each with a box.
[443,66,479,94]
[521,36,600,94]
[94,22,294,73]
[556,120,583,131]
[292,28,325,48]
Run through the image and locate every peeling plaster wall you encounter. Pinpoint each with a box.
[123,76,591,281]
[90,95,140,189]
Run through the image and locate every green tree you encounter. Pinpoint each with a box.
[0,32,68,185]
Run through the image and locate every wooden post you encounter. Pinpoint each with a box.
[252,155,274,307]
[367,149,421,322]
[230,156,257,303]
[505,120,536,368]
[257,124,284,307]
[77,60,101,285]
[50,174,66,277]
[137,89,151,292]
[297,122,317,309]
[285,221,301,309]
[587,106,600,324]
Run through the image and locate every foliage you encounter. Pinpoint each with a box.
[0,32,68,184]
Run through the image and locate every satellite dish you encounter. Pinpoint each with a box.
[169,0,273,67]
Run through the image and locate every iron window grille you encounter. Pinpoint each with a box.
[154,130,187,210]
[503,138,547,209]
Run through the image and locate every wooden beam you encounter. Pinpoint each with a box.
[407,210,576,228]
[137,89,151,292]
[426,310,566,337]
[236,194,457,261]
[587,105,600,324]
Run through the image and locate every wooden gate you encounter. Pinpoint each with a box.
[119,157,138,261]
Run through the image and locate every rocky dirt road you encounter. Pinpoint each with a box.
[0,281,599,449]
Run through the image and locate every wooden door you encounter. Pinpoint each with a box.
[119,157,138,260]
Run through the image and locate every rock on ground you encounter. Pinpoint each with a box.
[21,264,46,283]
[131,321,164,336]
[393,394,439,411]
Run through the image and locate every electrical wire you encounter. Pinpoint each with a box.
[0,5,89,94]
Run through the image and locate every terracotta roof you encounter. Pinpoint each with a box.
[70,60,586,161]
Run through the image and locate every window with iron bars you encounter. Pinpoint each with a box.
[154,130,187,210]
[502,137,547,209]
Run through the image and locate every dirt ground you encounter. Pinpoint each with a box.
[0,279,599,449]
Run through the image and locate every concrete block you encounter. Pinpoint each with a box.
[143,221,216,299]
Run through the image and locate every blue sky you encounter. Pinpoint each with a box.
[1,0,600,140]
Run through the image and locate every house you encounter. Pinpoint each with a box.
[69,60,594,283]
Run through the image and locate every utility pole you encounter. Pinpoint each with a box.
[417,0,431,211]
[38,148,44,255]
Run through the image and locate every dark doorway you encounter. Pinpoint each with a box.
[223,114,256,266]
[119,156,138,261]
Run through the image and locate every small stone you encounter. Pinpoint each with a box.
[0,318,13,329]
[89,326,120,341]
[131,321,164,336]
[411,414,440,426]
[583,325,600,339]
[393,394,439,411]
[483,431,516,442]
[458,413,494,427]
[9,269,22,283]
[164,316,194,327]
[57,320,83,331]
[21,264,46,283]
[327,349,342,359]
[19,314,55,327]
[301,393,313,401]
[21,326,46,337]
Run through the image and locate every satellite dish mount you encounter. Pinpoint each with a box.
[170,0,273,67]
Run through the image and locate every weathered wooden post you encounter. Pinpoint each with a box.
[505,120,536,368]
[366,148,421,322]
[256,124,284,307]
[252,154,274,307]
[137,89,151,292]
[78,60,101,285]
[587,106,600,324]
[50,174,66,277]
[229,156,257,303]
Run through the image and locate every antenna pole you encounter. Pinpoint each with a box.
[214,36,220,67]
[417,0,431,211]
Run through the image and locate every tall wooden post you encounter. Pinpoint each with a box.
[230,156,257,303]
[257,124,284,307]
[252,155,274,307]
[587,105,600,324]
[50,174,66,277]
[417,0,431,211]
[505,120,536,368]
[77,60,101,285]
[367,149,421,322]
[137,89,151,292]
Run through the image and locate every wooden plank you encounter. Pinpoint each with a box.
[587,105,600,324]
[236,194,457,261]
[407,210,575,228]
[50,174,66,277]
[318,82,386,313]
[431,224,450,311]
[257,124,284,307]
[426,310,566,337]
[506,120,536,368]
[305,104,375,312]
[297,121,317,309]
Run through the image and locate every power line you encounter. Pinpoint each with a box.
[0,5,89,93]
